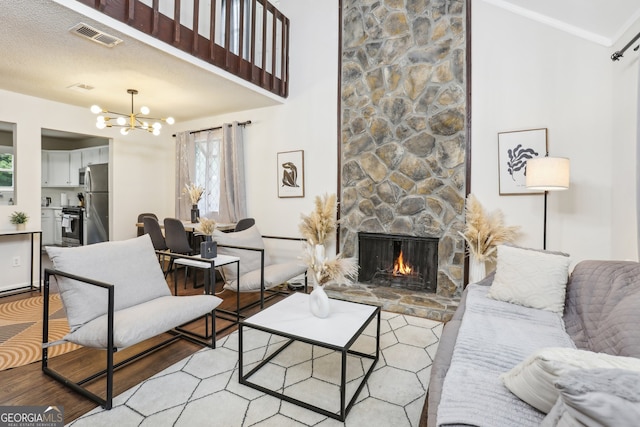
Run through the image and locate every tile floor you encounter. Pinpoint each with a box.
[68,311,442,426]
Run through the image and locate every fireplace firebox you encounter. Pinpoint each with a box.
[358,232,438,292]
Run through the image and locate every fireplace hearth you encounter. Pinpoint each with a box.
[358,232,438,293]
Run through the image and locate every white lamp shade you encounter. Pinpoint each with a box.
[525,157,570,191]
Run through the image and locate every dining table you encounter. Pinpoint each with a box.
[136,220,236,233]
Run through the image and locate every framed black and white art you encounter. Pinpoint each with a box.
[277,150,305,198]
[498,128,548,195]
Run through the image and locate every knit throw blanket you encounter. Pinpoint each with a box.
[437,285,575,427]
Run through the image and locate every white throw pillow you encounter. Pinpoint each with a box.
[487,245,571,313]
[501,347,640,414]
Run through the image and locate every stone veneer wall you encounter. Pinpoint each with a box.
[340,0,467,298]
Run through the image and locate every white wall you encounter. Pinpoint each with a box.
[471,1,633,265]
[611,19,640,260]
[169,0,340,261]
[0,89,174,290]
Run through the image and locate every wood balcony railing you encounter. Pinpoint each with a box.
[77,0,289,98]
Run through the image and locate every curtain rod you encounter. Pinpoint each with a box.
[611,31,640,61]
[172,120,252,137]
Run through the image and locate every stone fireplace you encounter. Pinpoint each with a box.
[329,0,468,321]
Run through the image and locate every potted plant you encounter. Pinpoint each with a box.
[9,211,29,230]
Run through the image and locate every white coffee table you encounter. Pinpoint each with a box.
[239,292,381,421]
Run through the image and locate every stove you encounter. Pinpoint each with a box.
[61,206,84,246]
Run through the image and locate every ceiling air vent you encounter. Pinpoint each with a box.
[69,23,123,48]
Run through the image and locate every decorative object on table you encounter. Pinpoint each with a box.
[299,193,358,318]
[277,150,305,198]
[459,194,520,283]
[184,183,205,223]
[90,88,175,136]
[9,211,28,230]
[525,156,570,250]
[498,128,547,195]
[196,217,218,259]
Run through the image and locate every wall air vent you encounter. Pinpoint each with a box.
[69,23,123,48]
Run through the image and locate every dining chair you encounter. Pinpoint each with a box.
[234,218,256,232]
[137,213,158,236]
[143,216,169,271]
[164,218,211,294]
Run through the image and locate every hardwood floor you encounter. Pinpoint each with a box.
[0,268,293,423]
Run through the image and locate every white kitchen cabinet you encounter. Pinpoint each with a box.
[53,208,62,245]
[80,146,109,167]
[41,210,54,245]
[41,151,49,186]
[43,150,82,187]
[98,146,109,163]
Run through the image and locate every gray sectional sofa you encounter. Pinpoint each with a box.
[421,257,640,427]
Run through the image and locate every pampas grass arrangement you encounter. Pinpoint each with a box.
[459,194,520,263]
[195,217,217,236]
[184,183,205,205]
[299,193,358,286]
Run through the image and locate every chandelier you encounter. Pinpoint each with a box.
[90,89,175,136]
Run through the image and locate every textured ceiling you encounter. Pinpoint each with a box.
[0,1,281,126]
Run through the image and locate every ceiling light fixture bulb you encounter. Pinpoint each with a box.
[91,89,173,136]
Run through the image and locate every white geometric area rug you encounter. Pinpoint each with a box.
[68,312,442,427]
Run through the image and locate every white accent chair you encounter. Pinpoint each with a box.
[43,234,222,410]
[213,225,308,314]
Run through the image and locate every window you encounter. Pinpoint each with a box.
[0,151,14,189]
[193,132,221,215]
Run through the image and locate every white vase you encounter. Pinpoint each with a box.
[309,284,331,318]
[469,257,486,284]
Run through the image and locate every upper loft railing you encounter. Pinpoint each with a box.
[76,0,289,98]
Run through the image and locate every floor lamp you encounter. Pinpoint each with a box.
[525,157,570,250]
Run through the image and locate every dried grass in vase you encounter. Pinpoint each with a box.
[184,183,205,205]
[459,194,520,263]
[299,193,358,286]
[195,217,217,236]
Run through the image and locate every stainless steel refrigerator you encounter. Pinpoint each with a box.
[82,163,109,245]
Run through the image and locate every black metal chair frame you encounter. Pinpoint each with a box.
[217,235,308,319]
[157,250,241,335]
[42,268,217,410]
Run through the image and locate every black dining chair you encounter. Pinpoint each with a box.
[137,213,158,236]
[143,216,169,271]
[234,218,255,232]
[164,218,211,294]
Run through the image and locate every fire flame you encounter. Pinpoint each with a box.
[393,250,413,275]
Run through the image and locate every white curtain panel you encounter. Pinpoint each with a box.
[218,122,247,223]
[175,130,196,220]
